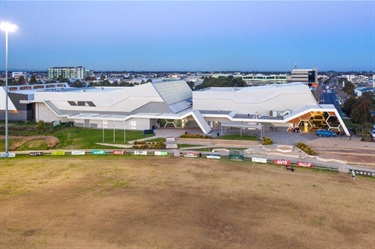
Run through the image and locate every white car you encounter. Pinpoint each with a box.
[371,130,375,138]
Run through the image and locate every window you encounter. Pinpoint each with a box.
[86,101,96,107]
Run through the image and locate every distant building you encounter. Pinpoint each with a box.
[11,72,26,80]
[289,68,318,86]
[48,66,86,80]
[242,74,288,85]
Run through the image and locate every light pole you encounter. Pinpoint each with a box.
[0,22,17,157]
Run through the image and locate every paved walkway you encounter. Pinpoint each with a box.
[152,128,375,173]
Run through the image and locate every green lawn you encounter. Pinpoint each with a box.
[0,122,152,151]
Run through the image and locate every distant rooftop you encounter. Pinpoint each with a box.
[199,82,306,92]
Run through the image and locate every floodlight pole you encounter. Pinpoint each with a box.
[4,30,9,156]
[1,22,17,157]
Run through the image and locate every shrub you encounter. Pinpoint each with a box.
[262,137,273,145]
[133,140,146,145]
[35,120,45,133]
[132,141,165,149]
[180,133,211,139]
[295,142,317,155]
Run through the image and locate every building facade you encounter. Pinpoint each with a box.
[0,80,350,136]
[48,66,86,80]
[242,74,288,85]
[290,68,318,86]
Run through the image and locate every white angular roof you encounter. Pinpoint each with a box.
[193,83,318,115]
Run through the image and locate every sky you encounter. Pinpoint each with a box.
[0,0,374,72]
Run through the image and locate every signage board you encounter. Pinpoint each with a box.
[155,151,168,156]
[71,150,85,155]
[274,159,290,165]
[206,154,221,159]
[92,150,107,155]
[134,150,147,155]
[353,169,375,177]
[252,157,267,163]
[297,161,314,168]
[113,150,126,155]
[1,152,16,158]
[30,152,44,156]
[51,151,66,156]
[183,152,198,158]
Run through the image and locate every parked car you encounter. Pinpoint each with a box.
[316,129,336,137]
[370,130,375,138]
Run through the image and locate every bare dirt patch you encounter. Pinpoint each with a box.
[0,157,374,249]
[306,138,375,168]
[4,135,60,151]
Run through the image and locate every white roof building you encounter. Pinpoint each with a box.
[0,81,349,136]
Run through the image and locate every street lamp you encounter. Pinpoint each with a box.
[0,22,17,157]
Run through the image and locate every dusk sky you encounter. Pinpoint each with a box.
[0,1,374,72]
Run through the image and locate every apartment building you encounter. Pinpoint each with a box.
[48,66,86,80]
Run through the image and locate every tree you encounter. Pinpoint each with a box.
[17,76,25,85]
[186,81,195,90]
[70,80,85,87]
[101,80,111,86]
[195,76,246,90]
[9,78,17,85]
[35,120,45,133]
[29,75,38,84]
[350,95,372,125]
[361,91,375,106]
[57,75,69,83]
[342,81,355,96]
[342,97,356,117]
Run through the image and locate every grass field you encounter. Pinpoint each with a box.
[1,156,374,249]
[0,122,152,151]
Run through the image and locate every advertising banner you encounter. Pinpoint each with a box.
[92,150,107,155]
[252,157,267,163]
[51,151,66,156]
[134,150,147,155]
[113,150,126,155]
[206,154,221,159]
[274,159,290,165]
[30,152,44,156]
[183,152,198,158]
[297,161,314,167]
[1,152,16,158]
[71,150,85,155]
[353,170,375,177]
[155,151,168,156]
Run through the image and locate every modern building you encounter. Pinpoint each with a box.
[290,68,318,86]
[242,74,288,85]
[11,72,27,80]
[48,66,86,80]
[0,80,350,136]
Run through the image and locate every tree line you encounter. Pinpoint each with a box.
[341,81,375,139]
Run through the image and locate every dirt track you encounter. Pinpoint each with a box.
[306,137,375,167]
[1,156,374,249]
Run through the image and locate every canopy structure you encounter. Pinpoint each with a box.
[220,122,264,140]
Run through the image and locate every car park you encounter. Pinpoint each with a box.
[316,129,336,137]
